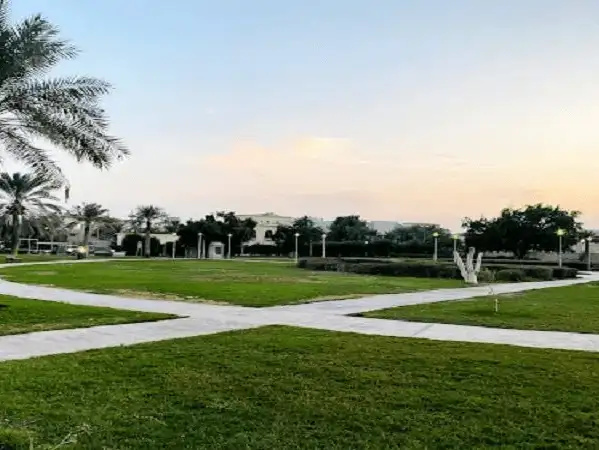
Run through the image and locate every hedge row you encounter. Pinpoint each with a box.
[244,240,457,258]
[482,258,589,271]
[297,257,578,281]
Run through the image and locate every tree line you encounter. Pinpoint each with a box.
[0,169,590,259]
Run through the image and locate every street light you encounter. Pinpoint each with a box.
[294,233,300,262]
[171,233,177,259]
[432,232,439,262]
[227,233,232,259]
[364,240,369,257]
[451,234,459,261]
[556,229,565,267]
[197,232,203,259]
[322,233,327,258]
[587,236,593,271]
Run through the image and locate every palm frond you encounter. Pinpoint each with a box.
[0,2,128,181]
[1,14,77,84]
[0,126,66,185]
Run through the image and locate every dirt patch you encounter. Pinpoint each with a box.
[28,271,58,276]
[113,289,184,301]
[301,294,367,303]
[189,275,325,284]
[111,289,230,305]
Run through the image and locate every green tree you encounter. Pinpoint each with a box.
[327,215,376,242]
[216,211,256,256]
[177,212,256,257]
[129,205,167,258]
[385,224,451,244]
[463,204,583,259]
[37,212,68,243]
[271,217,324,256]
[0,172,62,255]
[0,0,128,189]
[66,202,110,252]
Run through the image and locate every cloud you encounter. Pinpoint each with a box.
[197,136,599,229]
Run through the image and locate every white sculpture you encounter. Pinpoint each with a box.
[454,247,483,284]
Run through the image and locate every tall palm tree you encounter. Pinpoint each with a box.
[66,203,110,252]
[130,205,166,257]
[0,0,128,191]
[0,172,62,255]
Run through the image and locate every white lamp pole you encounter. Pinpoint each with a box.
[432,232,439,262]
[197,232,203,259]
[322,233,327,258]
[364,240,369,257]
[294,233,300,262]
[227,233,232,259]
[556,229,565,267]
[171,233,177,259]
[587,236,593,271]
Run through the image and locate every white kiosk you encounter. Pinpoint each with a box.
[208,241,225,259]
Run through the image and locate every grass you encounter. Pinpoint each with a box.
[1,326,599,448]
[0,260,463,307]
[2,253,72,262]
[362,283,599,333]
[0,295,175,336]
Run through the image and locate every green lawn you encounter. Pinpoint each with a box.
[2,253,72,263]
[0,260,463,307]
[1,326,599,448]
[362,283,599,333]
[0,295,174,336]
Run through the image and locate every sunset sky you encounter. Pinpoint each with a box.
[11,0,599,231]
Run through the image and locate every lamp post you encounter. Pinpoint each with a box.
[171,233,177,259]
[587,236,593,271]
[556,229,565,267]
[322,233,327,258]
[364,240,369,257]
[197,232,203,259]
[227,233,232,259]
[294,233,300,262]
[432,232,439,262]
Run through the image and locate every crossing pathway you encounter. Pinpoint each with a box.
[1,259,599,361]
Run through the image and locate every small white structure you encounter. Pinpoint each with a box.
[208,241,225,259]
[455,247,483,284]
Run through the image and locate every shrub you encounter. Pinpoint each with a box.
[551,267,578,279]
[477,268,495,283]
[483,258,587,271]
[121,234,162,257]
[296,257,578,281]
[521,266,554,281]
[495,269,526,282]
[244,244,278,256]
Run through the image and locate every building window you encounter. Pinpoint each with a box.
[264,230,274,239]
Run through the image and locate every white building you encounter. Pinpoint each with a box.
[236,213,443,246]
[368,220,401,235]
[237,212,295,245]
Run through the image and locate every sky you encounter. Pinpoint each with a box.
[10,0,599,231]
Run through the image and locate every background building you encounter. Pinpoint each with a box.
[237,212,295,245]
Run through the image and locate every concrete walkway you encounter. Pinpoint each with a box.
[0,259,599,361]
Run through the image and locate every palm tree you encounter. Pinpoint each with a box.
[130,205,166,257]
[0,172,62,255]
[66,203,110,252]
[0,0,128,190]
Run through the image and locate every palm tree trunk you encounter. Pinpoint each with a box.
[144,219,151,257]
[11,213,19,256]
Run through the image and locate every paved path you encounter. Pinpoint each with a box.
[1,259,599,361]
